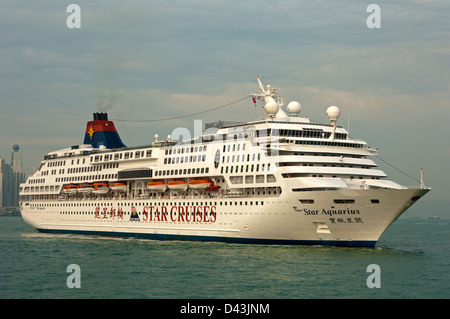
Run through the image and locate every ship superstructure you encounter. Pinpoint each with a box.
[19,77,430,246]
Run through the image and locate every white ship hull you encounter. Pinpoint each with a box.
[20,188,428,246]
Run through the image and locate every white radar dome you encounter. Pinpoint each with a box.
[287,101,301,115]
[326,105,341,122]
[264,97,279,117]
[275,108,288,119]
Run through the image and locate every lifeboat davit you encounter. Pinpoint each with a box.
[63,184,79,195]
[188,178,213,190]
[92,182,110,194]
[78,183,94,194]
[167,179,188,191]
[147,181,167,192]
[110,182,127,192]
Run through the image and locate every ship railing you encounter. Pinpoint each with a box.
[30,187,284,202]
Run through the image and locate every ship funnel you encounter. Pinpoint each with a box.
[93,112,109,121]
[83,112,126,149]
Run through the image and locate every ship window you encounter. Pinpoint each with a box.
[213,150,220,168]
[118,169,152,179]
[334,199,355,204]
[371,199,380,204]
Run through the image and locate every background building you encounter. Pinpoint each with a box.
[0,157,4,208]
[0,145,26,215]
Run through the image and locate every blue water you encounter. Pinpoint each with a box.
[0,216,448,299]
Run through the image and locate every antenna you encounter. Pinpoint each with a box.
[256,76,265,95]
[420,168,425,189]
[252,76,283,104]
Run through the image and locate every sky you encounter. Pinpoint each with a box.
[0,0,449,201]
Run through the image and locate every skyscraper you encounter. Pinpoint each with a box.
[11,145,25,206]
[0,157,4,207]
[12,144,22,173]
[0,145,26,211]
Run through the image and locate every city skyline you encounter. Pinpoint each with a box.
[0,1,449,201]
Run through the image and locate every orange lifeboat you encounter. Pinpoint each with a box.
[188,178,213,190]
[92,182,110,194]
[110,182,127,192]
[205,184,221,192]
[63,184,79,195]
[78,183,94,194]
[167,179,188,191]
[147,181,167,192]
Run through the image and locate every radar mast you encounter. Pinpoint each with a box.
[251,76,284,119]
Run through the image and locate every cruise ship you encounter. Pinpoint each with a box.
[19,77,430,246]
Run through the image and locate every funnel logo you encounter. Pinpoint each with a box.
[88,125,95,140]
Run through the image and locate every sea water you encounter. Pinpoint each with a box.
[0,216,448,299]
